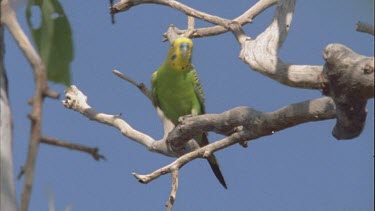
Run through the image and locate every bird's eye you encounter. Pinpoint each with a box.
[171,54,176,61]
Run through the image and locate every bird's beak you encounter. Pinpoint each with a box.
[180,43,190,57]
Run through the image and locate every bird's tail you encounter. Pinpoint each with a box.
[196,133,227,189]
[206,154,227,189]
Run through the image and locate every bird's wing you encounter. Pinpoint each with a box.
[189,66,206,114]
[151,70,159,107]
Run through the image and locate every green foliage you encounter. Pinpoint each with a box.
[26,0,73,86]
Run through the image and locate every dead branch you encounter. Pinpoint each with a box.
[62,84,336,155]
[167,97,336,148]
[111,0,232,28]
[233,0,326,90]
[62,85,201,157]
[113,70,152,101]
[113,0,277,39]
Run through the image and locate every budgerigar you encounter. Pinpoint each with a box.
[151,37,227,189]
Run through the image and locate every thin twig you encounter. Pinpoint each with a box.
[187,16,195,30]
[113,69,153,102]
[166,169,178,211]
[41,137,106,161]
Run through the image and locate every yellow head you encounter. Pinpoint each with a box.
[166,37,193,70]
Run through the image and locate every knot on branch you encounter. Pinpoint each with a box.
[322,43,374,140]
[62,85,89,112]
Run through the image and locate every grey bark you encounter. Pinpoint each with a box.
[322,43,374,139]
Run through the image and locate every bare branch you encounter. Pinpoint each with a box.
[167,97,336,149]
[62,85,155,149]
[356,21,375,36]
[235,0,326,89]
[113,70,152,101]
[170,0,278,38]
[41,137,106,161]
[166,169,178,211]
[187,16,195,30]
[112,0,232,28]
[114,0,277,39]
[62,85,200,157]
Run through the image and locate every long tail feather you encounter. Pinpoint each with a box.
[197,133,227,189]
[207,155,227,189]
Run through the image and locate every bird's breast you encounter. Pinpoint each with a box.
[156,72,199,124]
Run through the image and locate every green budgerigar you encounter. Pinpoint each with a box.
[151,37,227,189]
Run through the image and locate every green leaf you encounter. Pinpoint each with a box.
[26,0,74,86]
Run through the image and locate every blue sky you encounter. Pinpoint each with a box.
[4,0,374,210]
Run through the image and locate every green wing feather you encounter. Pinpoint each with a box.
[188,66,206,114]
[151,70,159,107]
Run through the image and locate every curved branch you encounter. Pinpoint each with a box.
[112,0,232,28]
[235,0,326,90]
